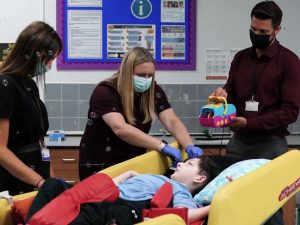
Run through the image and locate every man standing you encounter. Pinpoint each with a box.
[212,1,300,224]
[213,1,300,159]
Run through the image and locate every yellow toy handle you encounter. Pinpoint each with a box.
[208,96,228,116]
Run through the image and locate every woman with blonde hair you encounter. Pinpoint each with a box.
[0,21,62,194]
[79,47,202,180]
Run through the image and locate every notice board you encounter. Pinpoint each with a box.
[56,0,196,70]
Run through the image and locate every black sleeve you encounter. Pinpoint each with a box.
[0,76,16,119]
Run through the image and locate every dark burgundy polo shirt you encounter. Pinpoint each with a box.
[224,40,300,137]
[79,81,171,171]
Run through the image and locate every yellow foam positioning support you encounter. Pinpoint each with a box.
[207,150,300,225]
[0,191,37,225]
[101,142,183,177]
[0,142,183,225]
[136,214,186,225]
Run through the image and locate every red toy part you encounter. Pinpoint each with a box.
[27,173,119,225]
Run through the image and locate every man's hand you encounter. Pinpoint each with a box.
[230,116,247,128]
[211,87,228,98]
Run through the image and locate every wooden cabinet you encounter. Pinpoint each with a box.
[50,149,79,185]
[203,147,226,156]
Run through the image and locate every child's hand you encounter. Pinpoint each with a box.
[128,170,139,178]
[226,175,234,182]
[113,170,139,185]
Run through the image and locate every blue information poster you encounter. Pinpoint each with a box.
[56,0,196,70]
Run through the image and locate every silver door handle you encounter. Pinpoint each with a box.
[62,158,76,162]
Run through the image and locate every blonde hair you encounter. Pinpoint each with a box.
[106,47,156,125]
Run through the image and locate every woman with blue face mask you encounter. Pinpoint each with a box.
[0,21,62,195]
[79,47,203,180]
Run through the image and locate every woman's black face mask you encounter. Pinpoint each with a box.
[249,29,275,50]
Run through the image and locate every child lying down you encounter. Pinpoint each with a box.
[26,156,223,225]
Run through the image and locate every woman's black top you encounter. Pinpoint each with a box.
[0,75,48,151]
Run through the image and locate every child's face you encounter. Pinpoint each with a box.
[170,158,201,185]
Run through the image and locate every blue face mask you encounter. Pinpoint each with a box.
[34,61,50,76]
[133,75,152,93]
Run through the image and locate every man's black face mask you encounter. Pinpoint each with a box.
[249,29,274,50]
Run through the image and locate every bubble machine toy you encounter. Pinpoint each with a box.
[199,96,236,128]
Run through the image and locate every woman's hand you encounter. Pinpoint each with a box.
[36,178,45,188]
[185,145,203,158]
[161,144,182,167]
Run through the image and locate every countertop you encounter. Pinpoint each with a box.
[46,136,81,149]
[45,134,300,149]
[193,134,300,148]
[45,135,177,149]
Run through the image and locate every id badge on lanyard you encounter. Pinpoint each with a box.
[40,139,51,161]
[245,95,259,112]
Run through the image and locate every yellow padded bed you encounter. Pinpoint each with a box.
[101,148,300,225]
[0,145,299,225]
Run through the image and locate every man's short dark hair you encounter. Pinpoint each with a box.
[251,1,282,28]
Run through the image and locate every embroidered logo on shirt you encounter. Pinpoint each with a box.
[155,92,161,98]
[87,119,93,126]
[90,111,99,119]
[1,79,8,87]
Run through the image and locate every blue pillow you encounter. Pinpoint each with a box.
[194,158,270,205]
